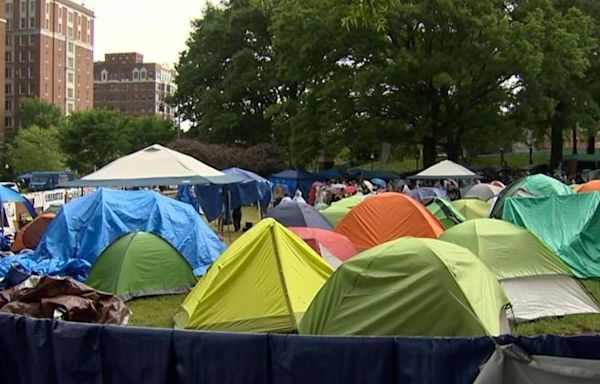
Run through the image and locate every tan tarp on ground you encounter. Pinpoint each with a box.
[0,276,130,325]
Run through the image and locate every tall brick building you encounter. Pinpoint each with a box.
[0,0,6,147]
[93,52,176,120]
[3,0,94,144]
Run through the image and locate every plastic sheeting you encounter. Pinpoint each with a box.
[5,314,600,384]
[502,193,600,278]
[0,189,226,279]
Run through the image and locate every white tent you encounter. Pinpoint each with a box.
[64,144,241,187]
[462,183,504,202]
[408,160,481,180]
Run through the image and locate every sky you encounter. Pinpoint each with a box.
[85,0,214,66]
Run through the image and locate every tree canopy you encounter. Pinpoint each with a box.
[8,126,65,174]
[18,97,62,130]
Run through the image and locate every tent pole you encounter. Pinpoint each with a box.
[226,186,232,243]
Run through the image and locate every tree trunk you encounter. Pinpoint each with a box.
[587,133,596,154]
[446,135,461,162]
[572,125,577,155]
[549,103,565,171]
[422,136,437,168]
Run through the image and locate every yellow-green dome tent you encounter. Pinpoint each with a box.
[452,199,491,220]
[174,218,333,333]
[320,194,364,227]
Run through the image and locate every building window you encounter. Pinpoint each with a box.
[5,84,12,96]
[29,17,35,29]
[44,50,48,62]
[19,35,25,46]
[67,57,74,68]
[101,69,108,82]
[5,34,12,46]
[132,69,139,81]
[6,20,12,31]
[19,84,25,95]
[45,18,49,29]
[59,6,62,18]
[28,67,34,78]
[58,22,62,34]
[67,102,74,114]
[20,1,26,14]
[45,83,49,95]
[5,3,12,14]
[30,0,36,13]
[67,72,73,83]
[28,83,34,95]
[140,68,147,80]
[67,42,74,53]
[5,100,12,111]
[67,27,73,38]
[77,30,81,40]
[5,67,12,78]
[78,15,81,25]
[6,52,12,62]
[28,51,33,62]
[20,18,26,29]
[44,67,48,79]
[45,3,50,14]
[67,88,73,99]
[5,117,12,129]
[18,51,23,62]
[18,67,24,78]
[68,12,73,23]
[29,35,34,46]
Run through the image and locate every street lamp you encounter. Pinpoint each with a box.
[370,152,375,171]
[526,129,534,165]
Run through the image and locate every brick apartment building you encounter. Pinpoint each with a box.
[0,0,6,146]
[3,0,94,145]
[93,52,177,120]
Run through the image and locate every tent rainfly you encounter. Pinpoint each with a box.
[62,144,241,187]
[408,160,481,180]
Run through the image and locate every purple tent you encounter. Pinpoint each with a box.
[266,201,333,230]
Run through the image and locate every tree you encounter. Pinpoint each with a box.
[19,97,62,130]
[129,116,176,152]
[173,0,277,146]
[59,110,132,174]
[8,126,65,173]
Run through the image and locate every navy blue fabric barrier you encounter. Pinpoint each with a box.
[2,314,600,383]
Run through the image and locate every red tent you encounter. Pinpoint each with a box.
[290,227,356,269]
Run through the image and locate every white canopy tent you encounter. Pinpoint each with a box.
[63,144,241,187]
[408,160,481,180]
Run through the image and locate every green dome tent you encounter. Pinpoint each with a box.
[425,198,466,229]
[320,194,365,227]
[86,232,197,300]
[490,174,572,218]
[440,219,599,321]
[452,199,491,220]
[299,237,509,337]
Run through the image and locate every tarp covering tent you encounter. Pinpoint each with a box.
[12,213,55,252]
[320,194,365,227]
[269,169,317,198]
[490,174,573,218]
[502,193,600,279]
[425,198,466,229]
[452,199,491,220]
[408,160,481,180]
[174,219,333,333]
[577,180,600,193]
[336,193,444,251]
[86,232,197,300]
[266,201,333,230]
[406,187,447,203]
[0,185,36,219]
[299,237,509,337]
[289,227,356,269]
[63,144,240,187]
[178,167,272,222]
[440,219,599,321]
[462,183,504,202]
[0,189,226,279]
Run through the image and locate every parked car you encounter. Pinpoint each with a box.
[29,172,75,191]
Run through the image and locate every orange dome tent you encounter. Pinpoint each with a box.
[12,213,56,252]
[335,193,444,251]
[577,180,600,193]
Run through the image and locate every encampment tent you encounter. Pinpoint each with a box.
[336,193,444,251]
[440,219,599,321]
[406,187,447,203]
[577,180,600,193]
[502,193,600,279]
[12,213,55,252]
[86,232,197,300]
[462,183,504,202]
[452,199,491,220]
[299,237,509,337]
[266,200,333,230]
[174,218,333,333]
[269,169,317,198]
[490,174,572,218]
[425,198,466,229]
[0,189,225,279]
[289,227,356,269]
[408,160,480,180]
[320,194,365,227]
[63,144,240,187]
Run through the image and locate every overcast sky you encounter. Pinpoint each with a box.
[86,0,213,66]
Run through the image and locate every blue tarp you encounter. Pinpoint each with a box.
[177,168,272,222]
[0,186,36,218]
[2,313,600,383]
[270,169,317,198]
[0,188,226,279]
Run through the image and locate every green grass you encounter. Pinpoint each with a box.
[128,294,186,328]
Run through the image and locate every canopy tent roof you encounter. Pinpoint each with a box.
[299,237,509,337]
[175,219,332,333]
[86,232,197,300]
[63,144,241,187]
[502,193,600,279]
[440,219,599,321]
[336,193,444,251]
[408,160,481,180]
